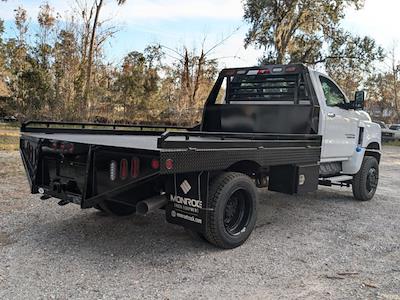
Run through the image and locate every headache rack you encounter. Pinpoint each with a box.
[216,64,313,105]
[227,73,310,104]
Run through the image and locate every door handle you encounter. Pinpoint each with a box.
[327,112,336,118]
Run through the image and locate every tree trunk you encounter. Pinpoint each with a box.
[392,50,400,121]
[84,0,103,120]
[192,54,205,110]
[181,48,191,110]
[393,73,400,120]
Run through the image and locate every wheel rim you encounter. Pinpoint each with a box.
[223,189,252,236]
[366,167,378,193]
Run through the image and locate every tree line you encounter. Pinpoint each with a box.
[0,0,399,125]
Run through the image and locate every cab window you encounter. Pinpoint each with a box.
[319,76,347,107]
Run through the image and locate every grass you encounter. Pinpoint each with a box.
[0,125,19,151]
[0,122,20,130]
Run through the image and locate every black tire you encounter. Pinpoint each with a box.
[204,172,257,249]
[97,200,136,216]
[352,156,379,201]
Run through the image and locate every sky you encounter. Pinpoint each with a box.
[1,0,399,68]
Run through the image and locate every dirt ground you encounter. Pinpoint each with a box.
[0,147,399,299]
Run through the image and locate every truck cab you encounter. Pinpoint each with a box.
[309,70,381,175]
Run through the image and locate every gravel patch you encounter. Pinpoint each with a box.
[0,147,399,299]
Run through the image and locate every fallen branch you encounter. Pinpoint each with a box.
[325,275,345,280]
[363,282,378,288]
[337,272,359,276]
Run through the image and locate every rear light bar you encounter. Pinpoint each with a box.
[109,157,159,182]
[246,66,297,76]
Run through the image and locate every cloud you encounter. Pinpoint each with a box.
[343,0,400,49]
[103,0,243,22]
[0,0,243,22]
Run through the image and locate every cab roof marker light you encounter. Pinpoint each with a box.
[247,70,259,76]
[285,66,297,72]
[257,69,270,75]
[272,67,283,73]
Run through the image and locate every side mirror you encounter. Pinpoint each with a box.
[352,90,365,110]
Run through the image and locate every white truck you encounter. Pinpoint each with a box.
[20,64,381,248]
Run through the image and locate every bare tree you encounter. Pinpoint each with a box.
[83,0,126,119]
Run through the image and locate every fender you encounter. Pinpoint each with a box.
[342,120,381,174]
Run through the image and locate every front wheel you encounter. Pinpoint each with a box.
[204,172,258,249]
[352,156,379,201]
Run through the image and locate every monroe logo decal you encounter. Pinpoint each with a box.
[180,180,191,194]
[170,194,202,208]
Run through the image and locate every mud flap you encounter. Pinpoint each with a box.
[165,172,209,234]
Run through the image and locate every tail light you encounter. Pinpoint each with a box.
[50,142,74,153]
[65,143,74,153]
[131,157,140,178]
[120,159,128,180]
[110,160,117,181]
[165,159,174,170]
[285,66,297,72]
[151,159,160,170]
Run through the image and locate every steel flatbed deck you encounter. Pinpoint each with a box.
[21,121,321,151]
[21,131,321,151]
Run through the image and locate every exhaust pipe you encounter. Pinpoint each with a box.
[136,195,168,215]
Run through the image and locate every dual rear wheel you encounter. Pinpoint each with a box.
[203,172,258,249]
